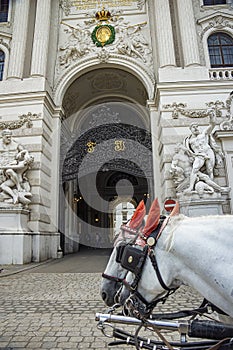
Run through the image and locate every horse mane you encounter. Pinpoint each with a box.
[163,214,186,252]
[162,213,232,252]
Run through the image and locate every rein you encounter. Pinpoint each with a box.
[101,273,125,284]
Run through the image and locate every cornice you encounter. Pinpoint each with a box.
[156,80,233,93]
[197,11,233,25]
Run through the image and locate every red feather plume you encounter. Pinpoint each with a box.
[142,198,161,237]
[129,200,146,229]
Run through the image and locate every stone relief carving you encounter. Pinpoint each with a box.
[0,112,40,130]
[58,12,152,69]
[97,48,110,63]
[0,129,34,207]
[89,71,127,92]
[164,94,233,131]
[59,23,92,67]
[220,91,233,131]
[198,15,233,40]
[170,110,229,198]
[163,101,224,119]
[137,0,146,10]
[113,20,151,63]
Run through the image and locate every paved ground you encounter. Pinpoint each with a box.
[0,246,208,350]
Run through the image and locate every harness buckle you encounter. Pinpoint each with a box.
[147,236,156,247]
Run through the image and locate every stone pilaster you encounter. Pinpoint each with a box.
[154,0,176,68]
[147,100,161,201]
[215,130,233,214]
[7,0,30,79]
[177,0,201,67]
[30,0,51,77]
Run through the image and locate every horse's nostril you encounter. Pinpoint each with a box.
[102,292,107,301]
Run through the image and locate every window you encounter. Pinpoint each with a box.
[0,0,9,22]
[208,33,233,67]
[0,50,5,80]
[203,0,226,4]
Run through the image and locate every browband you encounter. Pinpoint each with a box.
[120,225,138,235]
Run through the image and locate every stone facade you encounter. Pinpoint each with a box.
[0,0,232,263]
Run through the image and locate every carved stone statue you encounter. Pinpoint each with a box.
[170,143,192,186]
[170,110,229,198]
[0,129,34,207]
[0,129,23,166]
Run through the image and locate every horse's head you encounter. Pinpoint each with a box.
[101,197,175,314]
[101,200,146,307]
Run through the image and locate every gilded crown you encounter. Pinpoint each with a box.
[95,8,111,22]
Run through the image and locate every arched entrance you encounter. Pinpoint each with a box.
[59,68,153,253]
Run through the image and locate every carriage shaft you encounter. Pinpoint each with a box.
[95,313,186,331]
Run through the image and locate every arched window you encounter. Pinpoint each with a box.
[0,50,5,80]
[203,0,226,4]
[208,33,233,67]
[0,0,9,22]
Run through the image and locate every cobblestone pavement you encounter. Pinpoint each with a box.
[0,249,208,350]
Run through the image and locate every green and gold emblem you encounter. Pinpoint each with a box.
[92,8,115,47]
[92,24,115,47]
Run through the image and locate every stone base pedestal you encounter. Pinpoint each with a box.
[0,207,30,232]
[177,193,225,217]
[0,234,32,264]
[0,207,32,264]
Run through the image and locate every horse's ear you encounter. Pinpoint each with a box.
[129,200,146,229]
[142,198,160,237]
[170,201,179,217]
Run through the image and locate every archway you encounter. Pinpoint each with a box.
[59,67,153,253]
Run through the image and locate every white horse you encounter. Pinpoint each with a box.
[119,214,233,319]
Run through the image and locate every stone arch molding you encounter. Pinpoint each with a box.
[53,56,155,106]
[0,33,11,80]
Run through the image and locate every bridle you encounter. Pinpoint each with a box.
[102,217,178,317]
[102,226,140,286]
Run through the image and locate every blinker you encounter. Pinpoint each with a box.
[118,245,146,273]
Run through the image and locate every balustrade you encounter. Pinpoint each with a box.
[209,68,233,80]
